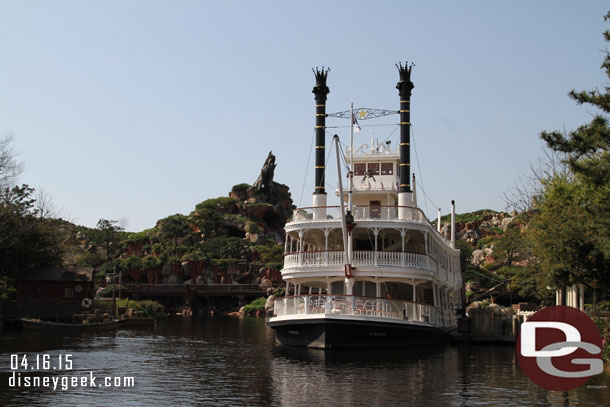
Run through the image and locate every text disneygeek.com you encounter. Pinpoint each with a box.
[9,371,135,390]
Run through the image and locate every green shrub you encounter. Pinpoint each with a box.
[94,271,106,281]
[231,183,251,194]
[242,297,267,314]
[94,298,165,319]
[246,222,262,234]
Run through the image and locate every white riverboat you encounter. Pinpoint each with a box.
[267,64,462,348]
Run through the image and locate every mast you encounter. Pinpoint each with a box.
[334,135,353,284]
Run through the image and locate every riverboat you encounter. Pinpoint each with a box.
[267,63,463,348]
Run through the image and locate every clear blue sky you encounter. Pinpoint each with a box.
[0,1,608,231]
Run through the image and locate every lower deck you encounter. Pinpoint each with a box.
[270,294,457,340]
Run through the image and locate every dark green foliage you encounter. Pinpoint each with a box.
[122,256,143,271]
[94,298,165,319]
[254,243,284,269]
[0,276,16,299]
[246,222,262,234]
[195,197,238,212]
[529,176,610,290]
[126,230,151,244]
[0,185,63,277]
[181,249,208,262]
[242,296,267,314]
[93,270,107,281]
[141,255,162,270]
[201,237,251,260]
[158,214,193,256]
[95,219,124,261]
[494,222,527,267]
[75,252,105,268]
[436,209,501,225]
[527,12,610,298]
[231,183,251,195]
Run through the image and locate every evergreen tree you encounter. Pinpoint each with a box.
[531,12,610,295]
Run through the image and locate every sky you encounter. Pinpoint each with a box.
[0,1,608,232]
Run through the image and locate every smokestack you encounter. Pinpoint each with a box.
[312,67,330,196]
[396,62,414,219]
[396,62,414,192]
[312,67,329,218]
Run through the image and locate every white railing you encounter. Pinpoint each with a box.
[284,251,428,270]
[290,205,427,223]
[273,294,456,328]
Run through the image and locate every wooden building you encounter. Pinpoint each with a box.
[16,267,94,301]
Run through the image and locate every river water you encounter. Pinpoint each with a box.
[1,317,609,407]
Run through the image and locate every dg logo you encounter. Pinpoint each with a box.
[517,305,604,391]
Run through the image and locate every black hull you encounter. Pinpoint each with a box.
[267,318,448,348]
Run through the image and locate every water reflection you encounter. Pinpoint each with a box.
[1,317,608,406]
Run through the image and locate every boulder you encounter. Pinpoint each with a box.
[265,295,275,314]
[501,217,514,231]
[472,250,486,266]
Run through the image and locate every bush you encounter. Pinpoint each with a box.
[0,276,16,299]
[242,297,267,315]
[246,222,262,234]
[94,298,165,319]
[96,285,118,298]
[592,315,610,362]
[94,271,107,281]
[231,183,251,194]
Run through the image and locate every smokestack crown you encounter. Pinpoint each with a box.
[312,67,330,103]
[396,62,415,98]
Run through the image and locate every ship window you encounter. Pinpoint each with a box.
[354,163,366,176]
[367,163,379,175]
[381,163,393,175]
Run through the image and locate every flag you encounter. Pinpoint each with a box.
[352,114,361,133]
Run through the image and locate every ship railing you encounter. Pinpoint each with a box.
[283,250,428,270]
[273,294,452,328]
[290,205,428,223]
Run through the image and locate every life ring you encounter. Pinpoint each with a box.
[81,298,92,308]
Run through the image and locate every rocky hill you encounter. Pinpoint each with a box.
[435,209,543,305]
[69,152,294,288]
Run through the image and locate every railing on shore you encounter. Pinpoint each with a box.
[290,205,428,223]
[273,294,457,329]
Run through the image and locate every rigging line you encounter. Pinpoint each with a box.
[337,140,350,173]
[299,129,316,207]
[381,124,400,144]
[417,179,440,214]
[322,132,336,191]
[410,125,430,217]
[325,124,400,129]
[467,268,505,283]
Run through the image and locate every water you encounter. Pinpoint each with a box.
[1,317,609,406]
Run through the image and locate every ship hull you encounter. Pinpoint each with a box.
[267,317,448,348]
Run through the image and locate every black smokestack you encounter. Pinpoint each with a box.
[313,67,330,195]
[396,62,414,193]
